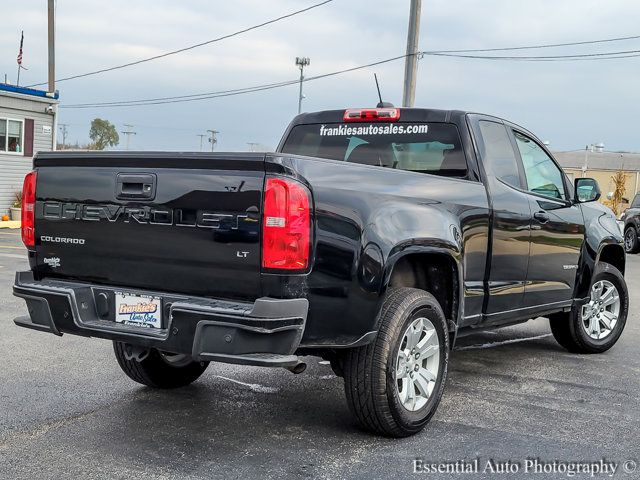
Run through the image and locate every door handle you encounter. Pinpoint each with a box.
[533,211,550,224]
[116,173,156,201]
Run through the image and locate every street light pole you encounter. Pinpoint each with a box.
[402,0,422,107]
[295,57,310,114]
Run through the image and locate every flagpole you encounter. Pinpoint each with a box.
[16,30,24,86]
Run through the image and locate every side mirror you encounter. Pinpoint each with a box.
[574,177,601,203]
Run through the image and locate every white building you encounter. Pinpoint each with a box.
[0,83,59,215]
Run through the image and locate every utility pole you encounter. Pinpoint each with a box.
[47,0,55,96]
[295,57,310,114]
[197,134,206,151]
[207,130,219,152]
[122,124,137,150]
[402,0,422,107]
[58,123,68,148]
[247,142,259,152]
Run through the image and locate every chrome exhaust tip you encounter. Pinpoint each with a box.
[286,361,307,374]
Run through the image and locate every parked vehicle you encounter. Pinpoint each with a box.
[621,193,640,253]
[13,107,628,437]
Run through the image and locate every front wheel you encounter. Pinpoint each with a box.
[342,287,449,437]
[113,341,209,388]
[624,227,639,254]
[549,262,628,353]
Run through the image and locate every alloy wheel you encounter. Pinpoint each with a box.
[625,229,634,251]
[395,317,440,412]
[581,280,620,340]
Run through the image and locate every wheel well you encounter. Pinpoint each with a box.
[599,244,625,275]
[387,253,458,323]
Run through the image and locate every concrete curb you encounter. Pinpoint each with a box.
[0,221,20,229]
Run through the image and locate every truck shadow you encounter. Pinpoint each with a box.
[81,327,578,466]
[71,319,634,478]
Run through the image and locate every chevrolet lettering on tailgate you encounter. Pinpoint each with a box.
[41,202,250,229]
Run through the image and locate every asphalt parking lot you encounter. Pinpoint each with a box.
[0,229,638,479]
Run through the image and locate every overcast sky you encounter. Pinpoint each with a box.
[1,0,639,152]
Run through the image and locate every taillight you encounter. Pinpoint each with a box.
[262,177,311,270]
[21,170,37,248]
[344,108,400,122]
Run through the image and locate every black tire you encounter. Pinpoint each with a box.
[549,262,628,354]
[113,341,209,388]
[624,226,639,254]
[342,287,449,437]
[329,356,344,378]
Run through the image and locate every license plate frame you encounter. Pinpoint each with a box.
[114,291,163,329]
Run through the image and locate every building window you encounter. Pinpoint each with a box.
[0,118,24,154]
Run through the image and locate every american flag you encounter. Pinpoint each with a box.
[17,31,23,66]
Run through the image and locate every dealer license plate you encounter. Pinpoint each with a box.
[114,292,162,329]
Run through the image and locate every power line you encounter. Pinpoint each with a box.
[25,0,334,87]
[431,33,640,53]
[30,28,640,90]
[61,80,301,108]
[24,2,636,90]
[60,53,411,108]
[497,52,640,62]
[60,44,640,109]
[430,49,640,61]
[63,78,301,107]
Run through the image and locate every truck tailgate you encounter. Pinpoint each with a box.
[33,152,264,299]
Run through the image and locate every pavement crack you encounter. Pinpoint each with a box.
[0,396,139,450]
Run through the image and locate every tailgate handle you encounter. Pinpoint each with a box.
[116,173,156,200]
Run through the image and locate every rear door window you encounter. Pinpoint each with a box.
[281,122,467,178]
[477,121,522,188]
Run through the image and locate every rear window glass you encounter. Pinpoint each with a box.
[281,122,467,177]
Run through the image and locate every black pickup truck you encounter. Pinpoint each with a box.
[14,107,628,437]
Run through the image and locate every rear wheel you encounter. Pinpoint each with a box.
[624,226,639,254]
[342,287,449,437]
[549,263,628,353]
[113,341,209,388]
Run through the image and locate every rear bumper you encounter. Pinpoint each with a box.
[13,271,308,368]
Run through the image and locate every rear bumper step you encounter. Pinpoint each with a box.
[13,271,308,368]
